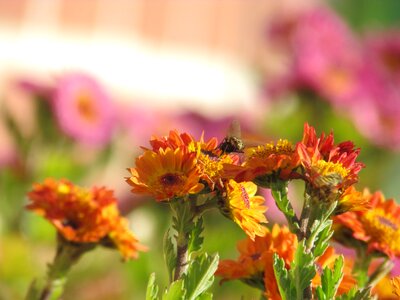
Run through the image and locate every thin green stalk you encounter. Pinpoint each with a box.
[368,258,394,288]
[25,236,93,300]
[353,248,372,288]
[170,200,192,281]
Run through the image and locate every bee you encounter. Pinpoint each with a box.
[218,120,245,153]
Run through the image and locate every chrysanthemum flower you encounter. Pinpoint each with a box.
[223,139,300,184]
[297,124,364,201]
[126,147,204,201]
[148,129,239,190]
[53,73,115,146]
[217,224,354,299]
[336,186,370,214]
[26,178,145,260]
[216,224,296,299]
[220,180,268,240]
[333,190,400,258]
[373,274,400,299]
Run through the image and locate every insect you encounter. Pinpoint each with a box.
[217,120,246,153]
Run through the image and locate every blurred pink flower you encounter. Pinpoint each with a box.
[283,7,363,106]
[266,7,400,150]
[365,31,400,86]
[52,73,115,146]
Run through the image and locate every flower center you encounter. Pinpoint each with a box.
[246,139,293,159]
[160,173,183,186]
[323,67,353,95]
[76,92,98,123]
[362,209,400,253]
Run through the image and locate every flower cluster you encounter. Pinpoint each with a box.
[126,129,268,240]
[27,178,145,260]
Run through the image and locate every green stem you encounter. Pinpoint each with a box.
[353,248,372,288]
[171,201,192,281]
[270,180,300,234]
[367,258,394,288]
[25,235,93,300]
[298,193,312,242]
[193,199,217,218]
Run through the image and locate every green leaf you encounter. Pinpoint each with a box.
[315,256,344,300]
[162,279,186,300]
[336,286,373,300]
[171,201,194,238]
[196,292,213,300]
[312,220,334,258]
[188,218,204,254]
[273,253,295,300]
[163,229,176,282]
[290,240,316,299]
[271,181,295,218]
[183,253,219,300]
[146,273,159,300]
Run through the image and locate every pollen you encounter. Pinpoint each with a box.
[314,160,349,178]
[362,209,400,253]
[246,139,293,159]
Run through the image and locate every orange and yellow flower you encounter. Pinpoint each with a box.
[217,224,355,300]
[373,275,400,299]
[127,147,204,201]
[216,224,297,300]
[333,190,400,258]
[223,139,300,184]
[297,123,364,191]
[149,129,218,153]
[26,178,145,260]
[336,186,371,214]
[221,180,268,240]
[148,129,235,190]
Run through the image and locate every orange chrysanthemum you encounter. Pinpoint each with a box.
[336,186,371,214]
[221,180,268,240]
[149,129,218,153]
[127,147,204,201]
[147,129,233,190]
[217,224,355,300]
[216,224,297,300]
[223,139,300,183]
[373,275,400,299]
[297,123,364,191]
[26,178,145,260]
[333,190,400,258]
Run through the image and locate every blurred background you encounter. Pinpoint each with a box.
[1,0,400,299]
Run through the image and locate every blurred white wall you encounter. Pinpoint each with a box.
[0,0,318,116]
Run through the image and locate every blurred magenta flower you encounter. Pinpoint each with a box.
[266,6,400,150]
[53,73,115,146]
[365,31,400,86]
[267,6,363,107]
